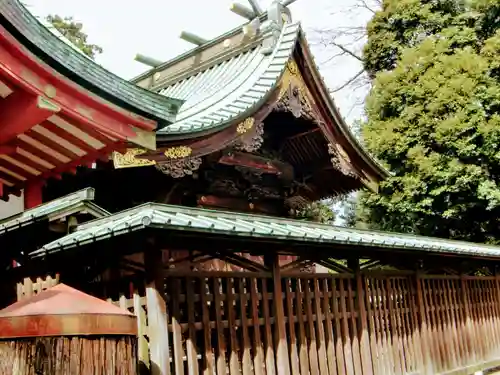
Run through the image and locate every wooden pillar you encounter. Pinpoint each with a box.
[270,254,291,375]
[24,180,43,209]
[144,246,170,375]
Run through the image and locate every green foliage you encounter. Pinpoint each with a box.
[361,0,500,243]
[292,201,335,224]
[46,15,103,59]
[363,0,467,77]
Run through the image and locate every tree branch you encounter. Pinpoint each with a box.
[329,69,365,93]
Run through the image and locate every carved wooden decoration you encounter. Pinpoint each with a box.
[328,142,358,178]
[113,148,156,169]
[155,157,202,178]
[236,121,264,153]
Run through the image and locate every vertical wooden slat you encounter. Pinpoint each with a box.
[304,279,320,375]
[441,279,458,369]
[213,277,227,375]
[356,273,373,375]
[322,278,338,375]
[238,278,253,375]
[395,279,411,372]
[200,278,215,375]
[312,278,329,375]
[286,278,301,375]
[145,248,170,375]
[366,278,382,375]
[250,277,266,375]
[385,278,403,375]
[186,277,199,375]
[296,277,311,375]
[346,277,362,375]
[339,278,355,375]
[261,278,277,375]
[171,278,185,375]
[461,277,477,365]
[226,277,241,375]
[408,275,424,374]
[378,278,394,374]
[271,259,291,375]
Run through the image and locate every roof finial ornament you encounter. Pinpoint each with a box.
[260,0,291,55]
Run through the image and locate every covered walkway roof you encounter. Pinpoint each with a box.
[30,202,500,261]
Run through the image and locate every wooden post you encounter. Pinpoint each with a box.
[271,254,291,375]
[144,246,170,375]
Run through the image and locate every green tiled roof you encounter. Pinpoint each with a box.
[0,0,183,125]
[156,22,300,137]
[31,202,500,259]
[0,188,109,235]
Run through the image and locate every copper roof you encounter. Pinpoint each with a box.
[0,284,136,338]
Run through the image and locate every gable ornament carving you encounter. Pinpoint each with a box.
[275,60,316,120]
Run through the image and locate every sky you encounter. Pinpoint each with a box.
[24,0,374,124]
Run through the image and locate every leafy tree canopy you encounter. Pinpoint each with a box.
[360,0,500,243]
[46,15,103,59]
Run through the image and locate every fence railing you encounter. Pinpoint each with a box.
[103,272,500,375]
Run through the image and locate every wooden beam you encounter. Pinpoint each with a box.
[0,92,58,144]
[247,0,263,14]
[134,54,163,68]
[230,2,256,19]
[198,195,281,215]
[219,151,290,175]
[180,31,207,46]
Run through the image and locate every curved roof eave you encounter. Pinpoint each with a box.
[155,22,301,139]
[296,32,391,180]
[0,0,183,126]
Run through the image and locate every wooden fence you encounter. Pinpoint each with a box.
[105,272,500,375]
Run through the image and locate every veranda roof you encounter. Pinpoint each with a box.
[30,202,500,260]
[0,187,108,235]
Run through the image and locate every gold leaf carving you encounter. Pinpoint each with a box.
[113,148,156,169]
[164,146,192,159]
[236,117,255,134]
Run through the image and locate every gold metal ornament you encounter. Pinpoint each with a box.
[236,117,255,134]
[113,148,156,169]
[163,146,192,159]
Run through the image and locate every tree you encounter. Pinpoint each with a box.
[46,15,103,59]
[360,0,500,243]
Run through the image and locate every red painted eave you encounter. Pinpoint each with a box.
[0,25,158,200]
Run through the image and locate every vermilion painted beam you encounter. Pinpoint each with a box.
[40,120,97,154]
[0,91,57,144]
[0,146,16,154]
[24,180,43,209]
